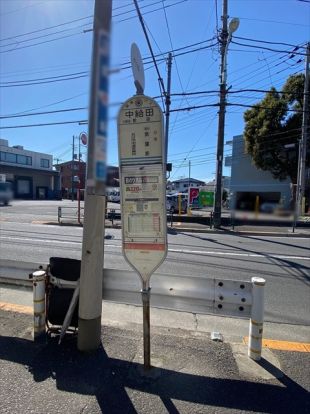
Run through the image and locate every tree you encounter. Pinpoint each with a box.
[243,74,309,184]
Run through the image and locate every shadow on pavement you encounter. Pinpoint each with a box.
[0,334,309,414]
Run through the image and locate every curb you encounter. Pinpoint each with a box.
[35,221,310,237]
[168,226,310,237]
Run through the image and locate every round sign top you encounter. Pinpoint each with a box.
[131,43,145,94]
[79,132,88,145]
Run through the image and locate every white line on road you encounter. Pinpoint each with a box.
[168,248,310,261]
[1,236,309,261]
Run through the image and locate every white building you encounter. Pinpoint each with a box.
[167,178,205,193]
[226,135,291,210]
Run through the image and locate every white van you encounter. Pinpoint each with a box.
[166,193,188,213]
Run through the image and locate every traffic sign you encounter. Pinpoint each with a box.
[131,43,145,94]
[118,95,167,284]
[80,132,88,146]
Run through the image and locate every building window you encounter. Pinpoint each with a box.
[40,158,50,168]
[17,154,32,165]
[4,152,16,163]
[0,151,32,165]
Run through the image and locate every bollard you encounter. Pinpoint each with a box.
[255,195,259,219]
[32,270,47,342]
[248,277,266,360]
[58,206,61,223]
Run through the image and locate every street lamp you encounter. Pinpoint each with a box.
[213,15,239,228]
[221,19,239,84]
[229,18,240,34]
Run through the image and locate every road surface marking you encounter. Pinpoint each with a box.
[1,235,310,261]
[0,302,32,314]
[168,247,310,261]
[243,337,310,352]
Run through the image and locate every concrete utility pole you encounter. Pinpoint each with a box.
[296,42,310,216]
[165,52,172,164]
[71,135,75,201]
[213,0,228,228]
[78,0,112,351]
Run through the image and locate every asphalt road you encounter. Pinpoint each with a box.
[1,200,309,328]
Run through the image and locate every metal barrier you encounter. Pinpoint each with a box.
[58,206,84,224]
[1,260,265,359]
[57,206,121,226]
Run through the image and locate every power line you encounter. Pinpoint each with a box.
[0,70,89,85]
[0,102,122,119]
[234,36,306,49]
[115,0,187,24]
[0,15,93,42]
[0,73,88,87]
[0,120,88,129]
[161,0,189,104]
[0,1,45,17]
[227,102,306,113]
[238,16,309,28]
[0,107,87,119]
[133,0,166,104]
[4,92,88,117]
[0,31,88,54]
[0,1,186,53]
[231,40,307,56]
[0,37,217,86]
[0,23,92,49]
[0,1,144,42]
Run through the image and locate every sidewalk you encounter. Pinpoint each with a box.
[0,286,309,414]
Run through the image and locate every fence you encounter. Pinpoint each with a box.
[57,206,121,226]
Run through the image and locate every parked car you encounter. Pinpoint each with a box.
[107,188,120,203]
[166,193,188,213]
[0,182,13,205]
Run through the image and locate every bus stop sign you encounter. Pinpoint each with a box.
[117,95,167,284]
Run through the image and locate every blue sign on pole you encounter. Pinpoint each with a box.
[94,30,109,182]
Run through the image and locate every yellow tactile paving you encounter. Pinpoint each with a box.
[0,301,33,315]
[243,337,310,352]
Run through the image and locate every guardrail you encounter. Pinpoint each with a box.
[0,260,253,317]
[1,260,265,359]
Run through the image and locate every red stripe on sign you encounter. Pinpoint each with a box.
[124,243,166,251]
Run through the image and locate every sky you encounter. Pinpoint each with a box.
[0,0,309,183]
